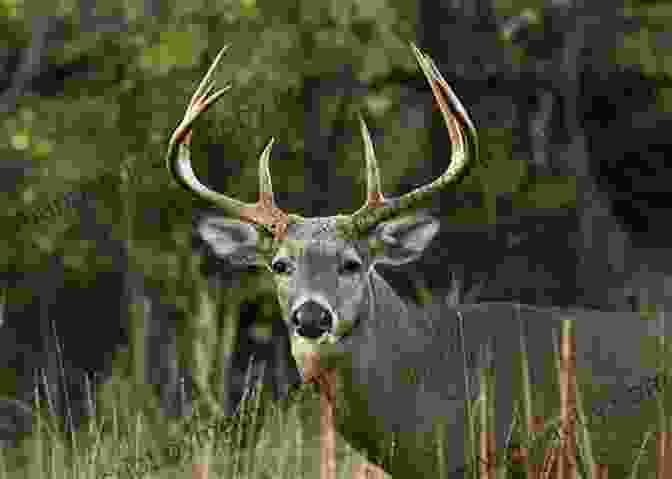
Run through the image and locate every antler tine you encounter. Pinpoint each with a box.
[188,44,229,111]
[358,113,384,208]
[166,45,290,238]
[258,137,276,200]
[349,43,477,235]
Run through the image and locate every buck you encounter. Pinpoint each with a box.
[166,44,669,476]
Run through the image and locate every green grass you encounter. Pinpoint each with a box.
[0,364,381,479]
[0,312,669,479]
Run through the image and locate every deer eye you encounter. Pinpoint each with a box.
[340,259,362,275]
[271,259,294,276]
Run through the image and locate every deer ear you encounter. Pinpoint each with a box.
[370,215,439,266]
[197,217,266,267]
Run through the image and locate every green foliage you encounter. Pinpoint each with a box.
[618,27,672,78]
[478,127,525,197]
[493,0,546,18]
[512,176,577,210]
[137,25,209,76]
[0,0,24,19]
[0,0,668,329]
[1,0,426,288]
[616,3,672,78]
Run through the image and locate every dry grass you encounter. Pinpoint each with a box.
[0,311,669,479]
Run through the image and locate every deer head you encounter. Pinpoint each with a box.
[166,43,477,381]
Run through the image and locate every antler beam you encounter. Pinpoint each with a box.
[348,43,478,235]
[165,45,291,238]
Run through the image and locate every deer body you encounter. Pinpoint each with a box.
[165,44,667,476]
[299,268,471,476]
[315,289,664,477]
[285,253,666,477]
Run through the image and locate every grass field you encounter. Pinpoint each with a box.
[0,316,670,479]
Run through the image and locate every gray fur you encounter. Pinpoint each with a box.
[200,213,668,476]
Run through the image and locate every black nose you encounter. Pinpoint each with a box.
[291,301,333,339]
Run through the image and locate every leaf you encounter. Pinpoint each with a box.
[138,25,208,76]
[359,44,391,82]
[512,176,577,210]
[354,0,388,21]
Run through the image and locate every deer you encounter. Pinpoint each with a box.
[165,43,670,477]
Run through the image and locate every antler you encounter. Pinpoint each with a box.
[166,43,476,239]
[165,45,291,238]
[348,43,478,235]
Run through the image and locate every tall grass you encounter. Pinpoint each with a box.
[0,309,669,478]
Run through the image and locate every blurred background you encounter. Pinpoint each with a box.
[0,0,671,450]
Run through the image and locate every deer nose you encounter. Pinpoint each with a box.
[291,301,334,339]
